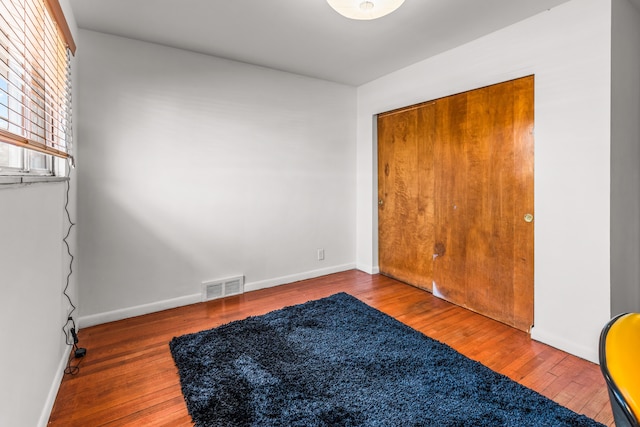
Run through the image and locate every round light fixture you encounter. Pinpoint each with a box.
[327,0,405,20]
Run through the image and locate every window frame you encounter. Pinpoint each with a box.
[0,0,75,177]
[0,150,52,175]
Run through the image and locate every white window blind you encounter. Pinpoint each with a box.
[0,0,74,160]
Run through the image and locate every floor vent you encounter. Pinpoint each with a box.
[202,276,245,302]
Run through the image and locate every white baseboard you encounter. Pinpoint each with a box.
[356,263,380,275]
[530,326,599,364]
[38,344,72,427]
[78,264,357,328]
[244,263,356,292]
[79,293,202,328]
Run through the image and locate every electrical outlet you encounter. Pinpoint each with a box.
[317,248,325,261]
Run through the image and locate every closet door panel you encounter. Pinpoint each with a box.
[432,93,469,304]
[512,76,535,332]
[378,105,435,291]
[462,80,517,325]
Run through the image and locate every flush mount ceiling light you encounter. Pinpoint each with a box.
[327,0,405,20]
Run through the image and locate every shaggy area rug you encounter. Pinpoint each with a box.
[169,293,604,427]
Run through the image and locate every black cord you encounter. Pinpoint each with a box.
[62,177,76,318]
[61,175,82,375]
[64,344,83,375]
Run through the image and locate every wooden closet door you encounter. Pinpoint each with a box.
[378,76,534,332]
[431,91,469,305]
[511,76,535,331]
[378,104,435,291]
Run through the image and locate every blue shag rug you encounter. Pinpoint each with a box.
[169,293,604,427]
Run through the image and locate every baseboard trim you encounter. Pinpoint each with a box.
[78,264,357,328]
[38,343,72,427]
[244,263,356,293]
[530,326,598,364]
[79,293,202,328]
[356,264,380,275]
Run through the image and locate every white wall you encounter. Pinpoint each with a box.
[0,1,78,425]
[356,0,611,362]
[611,0,640,315]
[76,30,357,324]
[0,183,72,427]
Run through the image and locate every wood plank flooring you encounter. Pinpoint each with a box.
[48,270,614,426]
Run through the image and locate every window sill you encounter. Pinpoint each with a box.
[0,175,69,187]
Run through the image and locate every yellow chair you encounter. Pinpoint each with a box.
[599,313,640,427]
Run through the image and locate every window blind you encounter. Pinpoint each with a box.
[0,0,74,159]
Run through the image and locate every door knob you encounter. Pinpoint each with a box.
[524,213,533,223]
[378,200,384,206]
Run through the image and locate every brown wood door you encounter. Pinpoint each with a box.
[378,103,435,291]
[377,76,534,331]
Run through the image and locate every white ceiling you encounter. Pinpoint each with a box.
[69,0,576,86]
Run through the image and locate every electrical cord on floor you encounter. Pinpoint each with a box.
[63,321,84,375]
[64,347,82,375]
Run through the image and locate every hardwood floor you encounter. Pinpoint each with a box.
[48,270,614,426]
